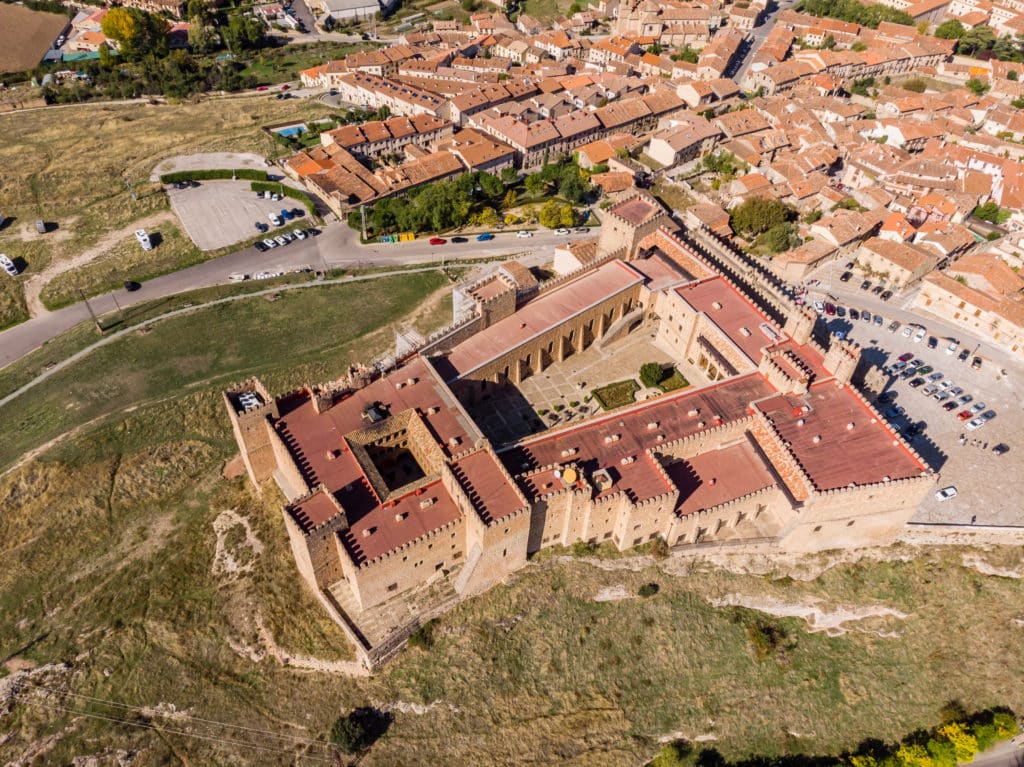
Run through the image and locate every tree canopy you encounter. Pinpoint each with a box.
[798,0,914,29]
[101,7,170,60]
[934,19,964,39]
[730,197,793,237]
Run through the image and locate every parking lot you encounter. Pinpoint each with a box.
[168,181,307,251]
[812,295,1022,526]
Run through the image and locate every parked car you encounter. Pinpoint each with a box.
[871,285,884,295]
[957,349,970,362]
[0,254,19,277]
[861,310,872,323]
[263,238,277,249]
[890,361,908,373]
[927,372,944,382]
[476,232,493,241]
[888,320,900,332]
[934,391,951,402]
[981,410,997,422]
[850,308,860,320]
[256,85,269,91]
[294,229,307,240]
[873,314,883,326]
[124,280,141,292]
[945,341,959,355]
[913,327,926,343]
[956,410,972,421]
[916,365,933,375]
[268,213,282,226]
[554,228,570,235]
[836,306,846,318]
[922,384,940,396]
[254,241,268,252]
[909,377,926,388]
[970,402,986,414]
[901,326,913,338]
[839,271,852,282]
[971,356,983,370]
[280,209,294,221]
[935,486,958,502]
[517,230,533,238]
[813,300,825,314]
[885,405,906,418]
[825,302,836,316]
[898,352,914,362]
[927,336,938,349]
[282,231,295,243]
[880,290,893,301]
[860,280,871,290]
[955,394,972,405]
[429,237,446,245]
[878,390,898,404]
[992,444,1010,456]
[274,236,287,247]
[966,416,986,430]
[942,401,959,412]
[452,236,467,243]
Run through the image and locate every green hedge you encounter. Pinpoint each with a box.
[160,169,269,183]
[251,181,318,217]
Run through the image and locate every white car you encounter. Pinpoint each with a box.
[274,236,287,247]
[813,300,825,314]
[0,254,19,277]
[294,229,307,240]
[965,416,986,430]
[268,213,283,226]
[935,486,958,502]
[516,230,533,238]
[945,341,958,355]
[913,328,926,343]
[228,273,247,281]
[554,228,570,235]
[901,326,913,338]
[135,228,153,251]
[263,238,277,249]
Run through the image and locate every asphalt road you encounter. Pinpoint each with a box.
[0,224,591,370]
[733,0,799,84]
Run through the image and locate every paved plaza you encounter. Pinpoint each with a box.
[466,323,710,445]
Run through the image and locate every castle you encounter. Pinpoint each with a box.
[225,193,936,668]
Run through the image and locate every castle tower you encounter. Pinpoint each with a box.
[597,192,669,260]
[784,304,817,346]
[223,378,280,487]
[823,338,860,385]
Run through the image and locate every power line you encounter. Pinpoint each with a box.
[24,682,334,750]
[28,700,336,764]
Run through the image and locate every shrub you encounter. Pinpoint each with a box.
[638,582,660,598]
[330,712,369,754]
[160,168,268,183]
[571,540,598,557]
[640,362,665,388]
[251,181,318,217]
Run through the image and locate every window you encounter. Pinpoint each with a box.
[435,562,444,571]
[813,525,822,533]
[603,531,612,540]
[387,583,398,592]
[502,549,507,557]
[846,520,855,527]
[633,537,642,546]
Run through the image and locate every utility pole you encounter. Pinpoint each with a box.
[80,289,101,331]
[360,205,367,240]
[111,293,126,324]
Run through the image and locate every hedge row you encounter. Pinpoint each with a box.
[251,181,318,217]
[160,169,269,183]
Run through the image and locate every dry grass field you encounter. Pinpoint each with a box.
[0,96,336,327]
[0,266,1022,764]
[0,4,68,75]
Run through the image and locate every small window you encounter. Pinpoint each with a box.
[435,562,444,571]
[813,525,822,533]
[603,531,612,539]
[633,537,642,546]
[387,583,398,592]
[847,520,855,527]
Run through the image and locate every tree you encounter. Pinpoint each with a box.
[1010,69,1020,80]
[102,7,169,59]
[640,362,664,387]
[460,0,474,11]
[670,45,699,63]
[934,19,964,39]
[500,166,519,186]
[957,25,995,55]
[473,206,500,226]
[647,42,663,55]
[186,0,210,21]
[525,173,546,195]
[478,172,503,199]
[901,77,927,93]
[539,199,562,228]
[559,166,588,203]
[559,203,575,227]
[758,222,801,254]
[973,200,1009,223]
[188,20,215,53]
[223,14,266,52]
[730,197,792,237]
[965,78,990,96]
[331,713,369,754]
[503,189,518,209]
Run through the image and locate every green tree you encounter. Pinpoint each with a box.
[647,42,663,55]
[525,173,547,195]
[651,740,693,767]
[503,189,518,209]
[559,203,575,227]
[330,712,369,754]
[934,19,964,39]
[670,45,699,63]
[965,78,990,95]
[478,172,503,199]
[640,362,664,387]
[973,200,1006,222]
[730,197,792,237]
[500,166,519,186]
[223,14,266,52]
[559,166,588,203]
[957,25,995,55]
[460,0,474,11]
[1009,69,1019,80]
[901,77,927,93]
[758,222,801,253]
[188,19,215,53]
[102,7,169,60]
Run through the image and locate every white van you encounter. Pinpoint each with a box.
[135,229,153,251]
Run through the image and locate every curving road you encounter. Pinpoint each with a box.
[0,223,591,370]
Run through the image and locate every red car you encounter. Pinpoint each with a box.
[256,85,269,92]
[825,302,836,316]
[898,352,914,362]
[429,237,446,245]
[280,84,290,91]
[956,410,972,421]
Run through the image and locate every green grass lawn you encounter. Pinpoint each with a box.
[0,270,28,331]
[658,368,689,393]
[0,270,447,471]
[592,378,640,410]
[239,41,379,85]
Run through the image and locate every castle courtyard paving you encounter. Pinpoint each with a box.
[468,324,712,446]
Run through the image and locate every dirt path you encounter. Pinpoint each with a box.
[22,211,176,318]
